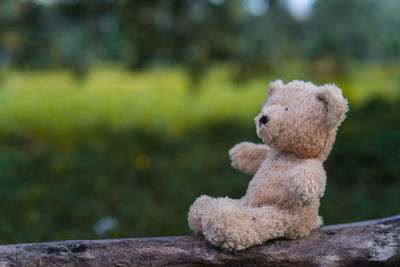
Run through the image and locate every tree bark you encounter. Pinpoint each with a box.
[0,215,399,266]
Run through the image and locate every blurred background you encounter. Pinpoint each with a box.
[0,0,399,244]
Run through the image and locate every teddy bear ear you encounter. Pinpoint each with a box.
[267,79,284,97]
[315,84,349,129]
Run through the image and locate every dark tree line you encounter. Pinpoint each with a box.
[0,0,399,81]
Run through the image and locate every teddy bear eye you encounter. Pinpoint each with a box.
[285,107,288,111]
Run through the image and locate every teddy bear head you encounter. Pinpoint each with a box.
[255,80,348,160]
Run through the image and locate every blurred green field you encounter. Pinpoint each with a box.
[0,63,399,244]
[1,62,399,142]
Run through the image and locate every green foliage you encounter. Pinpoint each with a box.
[0,122,253,243]
[1,0,399,81]
[0,66,399,244]
[322,98,400,223]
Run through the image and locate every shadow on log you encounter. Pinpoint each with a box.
[0,215,399,266]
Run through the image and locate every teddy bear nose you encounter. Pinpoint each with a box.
[260,115,269,125]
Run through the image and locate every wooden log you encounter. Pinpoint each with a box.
[0,215,399,266]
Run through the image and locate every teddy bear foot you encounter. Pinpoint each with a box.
[188,195,214,234]
[201,198,262,251]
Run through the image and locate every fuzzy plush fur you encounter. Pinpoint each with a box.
[188,79,348,251]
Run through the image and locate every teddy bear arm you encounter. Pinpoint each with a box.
[284,160,326,207]
[229,142,270,175]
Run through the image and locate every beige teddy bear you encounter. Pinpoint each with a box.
[188,79,348,251]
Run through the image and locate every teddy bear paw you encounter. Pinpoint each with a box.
[229,142,252,169]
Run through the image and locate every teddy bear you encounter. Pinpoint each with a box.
[188,79,348,251]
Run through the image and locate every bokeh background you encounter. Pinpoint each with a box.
[0,0,399,244]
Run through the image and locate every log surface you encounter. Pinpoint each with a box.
[0,215,399,266]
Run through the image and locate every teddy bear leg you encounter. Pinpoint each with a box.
[284,207,323,239]
[188,195,215,234]
[201,198,292,251]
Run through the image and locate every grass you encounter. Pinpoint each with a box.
[0,66,263,143]
[0,62,399,144]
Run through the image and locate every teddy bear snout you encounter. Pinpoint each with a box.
[259,115,269,126]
